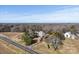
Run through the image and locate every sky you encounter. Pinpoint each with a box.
[0,5,79,23]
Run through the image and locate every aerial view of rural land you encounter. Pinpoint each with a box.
[0,5,79,54]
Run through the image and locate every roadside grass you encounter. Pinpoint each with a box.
[0,39,29,54]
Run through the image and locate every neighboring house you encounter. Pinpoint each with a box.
[64,31,79,39]
[64,32,71,38]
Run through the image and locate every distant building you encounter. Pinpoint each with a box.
[64,31,78,39]
[64,32,71,38]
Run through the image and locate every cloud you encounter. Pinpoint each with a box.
[0,6,79,23]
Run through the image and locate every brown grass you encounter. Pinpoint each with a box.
[0,39,29,54]
[1,32,79,54]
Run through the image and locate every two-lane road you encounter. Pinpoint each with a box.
[0,34,39,54]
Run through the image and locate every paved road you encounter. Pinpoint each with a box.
[0,34,39,54]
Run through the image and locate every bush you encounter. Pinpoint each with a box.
[22,32,32,45]
[70,25,76,34]
[48,31,65,40]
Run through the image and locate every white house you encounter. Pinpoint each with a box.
[64,32,71,38]
[35,31,45,38]
[64,32,77,39]
[34,31,45,43]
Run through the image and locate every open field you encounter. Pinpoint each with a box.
[32,39,79,54]
[0,32,25,46]
[1,32,79,54]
